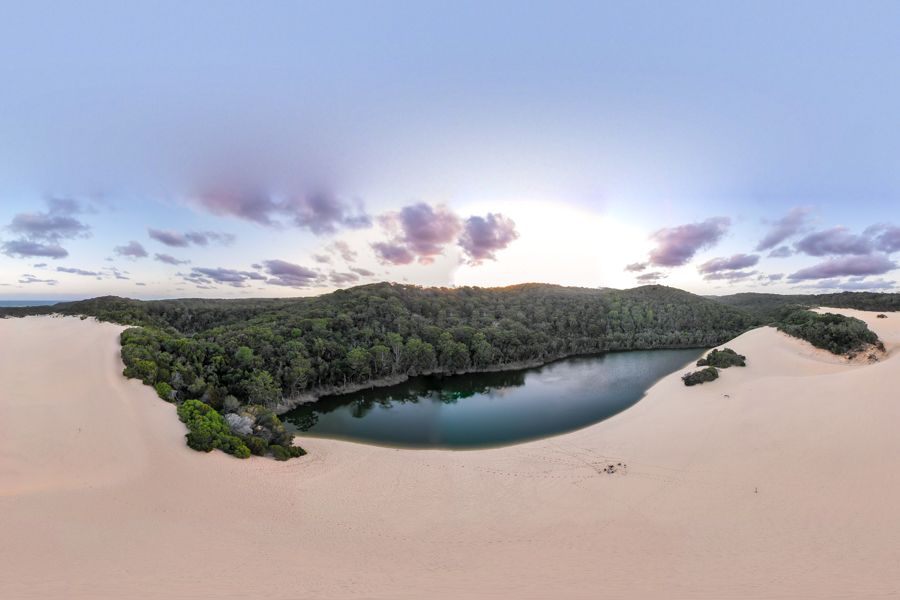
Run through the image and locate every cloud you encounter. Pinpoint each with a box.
[768,246,793,258]
[2,198,91,260]
[154,253,190,266]
[148,228,235,248]
[312,253,332,264]
[866,224,900,254]
[635,271,667,283]
[192,189,371,234]
[787,254,897,281]
[756,207,813,251]
[458,213,519,264]
[624,262,647,272]
[329,271,360,286]
[7,199,90,243]
[648,217,730,267]
[114,240,148,259]
[795,227,873,256]
[349,266,375,277]
[186,266,265,288]
[374,203,463,265]
[283,194,372,234]
[2,240,69,259]
[703,269,759,282]
[371,242,416,265]
[105,267,131,280]
[57,266,100,276]
[807,277,896,291]
[18,274,58,285]
[262,259,320,287]
[326,240,358,263]
[698,253,759,275]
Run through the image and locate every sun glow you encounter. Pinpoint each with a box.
[453,201,651,289]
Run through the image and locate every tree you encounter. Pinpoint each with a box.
[346,347,372,381]
[246,370,281,407]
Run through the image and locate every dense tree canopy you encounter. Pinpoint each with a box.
[4,282,890,458]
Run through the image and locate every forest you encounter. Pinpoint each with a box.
[2,282,891,459]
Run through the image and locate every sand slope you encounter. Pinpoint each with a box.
[2,310,900,599]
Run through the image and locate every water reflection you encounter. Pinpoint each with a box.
[283,349,702,448]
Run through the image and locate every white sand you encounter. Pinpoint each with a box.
[3,309,900,599]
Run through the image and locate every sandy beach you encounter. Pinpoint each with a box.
[2,309,900,599]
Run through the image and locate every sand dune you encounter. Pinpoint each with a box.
[2,309,900,599]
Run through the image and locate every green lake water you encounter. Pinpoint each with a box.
[283,348,703,448]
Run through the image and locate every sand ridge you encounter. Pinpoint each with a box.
[2,309,900,599]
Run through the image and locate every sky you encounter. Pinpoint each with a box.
[2,1,900,299]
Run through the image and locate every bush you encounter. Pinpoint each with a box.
[244,435,269,456]
[177,399,251,459]
[154,381,175,402]
[682,366,719,386]
[269,444,307,461]
[697,348,746,368]
[776,310,879,355]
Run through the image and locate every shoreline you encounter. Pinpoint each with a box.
[3,308,900,599]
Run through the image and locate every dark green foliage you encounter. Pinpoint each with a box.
[682,366,719,386]
[176,399,251,459]
[268,444,304,461]
[775,310,880,355]
[712,291,900,320]
[21,284,761,412]
[697,348,746,368]
[154,381,175,402]
[244,435,270,456]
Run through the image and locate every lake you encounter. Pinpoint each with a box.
[283,348,704,448]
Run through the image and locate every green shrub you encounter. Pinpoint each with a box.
[154,381,174,402]
[776,310,879,355]
[697,348,746,368]
[682,366,719,386]
[176,399,251,459]
[269,444,291,461]
[244,435,269,456]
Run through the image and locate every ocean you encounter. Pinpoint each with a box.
[0,300,61,308]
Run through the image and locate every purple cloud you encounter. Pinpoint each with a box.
[703,269,759,282]
[635,271,667,283]
[327,240,357,263]
[787,254,897,281]
[186,266,264,288]
[349,266,375,277]
[768,246,793,258]
[57,266,100,276]
[148,228,235,248]
[262,259,320,288]
[2,240,69,259]
[114,241,148,259]
[624,262,647,272]
[698,253,759,275]
[283,194,371,235]
[329,271,360,286]
[192,188,371,234]
[19,274,58,285]
[193,188,280,226]
[867,224,900,254]
[795,227,873,256]
[374,203,463,265]
[372,242,416,265]
[458,213,519,264]
[154,253,190,266]
[756,207,812,251]
[648,217,730,267]
[808,277,896,291]
[2,199,91,260]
